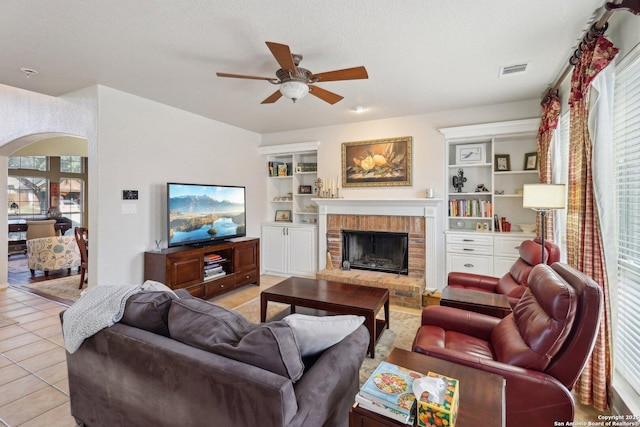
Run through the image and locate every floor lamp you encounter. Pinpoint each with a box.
[522,184,566,264]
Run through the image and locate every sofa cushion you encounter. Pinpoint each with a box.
[283,314,365,357]
[169,298,304,381]
[120,291,174,337]
[491,264,577,371]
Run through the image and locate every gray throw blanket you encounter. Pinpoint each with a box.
[62,281,179,353]
[62,285,142,353]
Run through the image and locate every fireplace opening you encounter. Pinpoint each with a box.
[342,230,409,275]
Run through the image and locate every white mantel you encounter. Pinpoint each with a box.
[314,198,444,291]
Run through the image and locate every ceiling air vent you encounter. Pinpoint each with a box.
[499,63,529,78]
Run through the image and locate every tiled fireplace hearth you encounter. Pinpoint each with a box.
[314,199,443,309]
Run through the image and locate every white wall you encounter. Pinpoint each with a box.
[93,87,264,284]
[261,99,540,201]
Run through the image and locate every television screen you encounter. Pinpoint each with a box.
[167,182,246,247]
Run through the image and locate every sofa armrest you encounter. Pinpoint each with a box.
[65,323,299,427]
[289,325,369,427]
[421,306,500,340]
[448,272,500,292]
[412,346,574,427]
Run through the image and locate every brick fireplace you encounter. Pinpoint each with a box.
[314,199,443,309]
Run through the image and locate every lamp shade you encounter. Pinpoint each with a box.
[522,184,566,209]
[279,80,309,101]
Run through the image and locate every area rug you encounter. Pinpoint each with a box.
[232,297,421,385]
[21,275,84,304]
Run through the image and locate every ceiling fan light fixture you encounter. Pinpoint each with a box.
[279,80,309,102]
[352,105,367,113]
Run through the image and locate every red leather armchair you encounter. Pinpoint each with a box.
[447,239,560,308]
[413,263,603,427]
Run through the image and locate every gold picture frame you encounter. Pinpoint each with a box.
[274,210,291,222]
[342,136,412,187]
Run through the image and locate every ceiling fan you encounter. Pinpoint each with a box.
[216,41,368,104]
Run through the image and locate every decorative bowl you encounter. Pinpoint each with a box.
[517,223,536,233]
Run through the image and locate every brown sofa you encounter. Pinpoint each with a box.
[446,239,561,308]
[63,289,369,427]
[413,263,603,427]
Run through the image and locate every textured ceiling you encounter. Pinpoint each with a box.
[1,0,605,134]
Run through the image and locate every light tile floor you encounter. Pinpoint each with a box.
[0,278,608,426]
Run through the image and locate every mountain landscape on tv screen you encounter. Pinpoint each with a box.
[169,195,245,243]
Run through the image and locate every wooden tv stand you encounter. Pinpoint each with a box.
[144,237,260,299]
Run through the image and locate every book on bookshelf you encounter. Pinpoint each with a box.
[359,361,425,416]
[355,393,414,424]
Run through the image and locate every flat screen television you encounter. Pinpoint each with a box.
[167,182,246,248]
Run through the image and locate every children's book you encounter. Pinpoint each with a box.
[358,361,425,415]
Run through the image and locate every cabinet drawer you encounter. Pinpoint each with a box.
[204,276,235,299]
[494,236,526,257]
[235,269,258,287]
[448,253,492,276]
[447,243,493,256]
[446,233,493,246]
[187,284,205,298]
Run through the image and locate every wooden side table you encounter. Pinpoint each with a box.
[350,348,505,427]
[439,286,511,318]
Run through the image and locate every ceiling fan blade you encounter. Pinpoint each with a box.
[311,66,368,82]
[216,72,275,81]
[261,90,283,104]
[308,85,344,105]
[265,41,297,73]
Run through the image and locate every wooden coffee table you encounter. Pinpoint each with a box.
[260,277,389,358]
[440,286,512,318]
[350,348,505,427]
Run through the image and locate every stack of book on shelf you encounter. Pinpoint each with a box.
[356,361,425,425]
[204,253,226,280]
[449,199,493,218]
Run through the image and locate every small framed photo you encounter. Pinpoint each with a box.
[456,144,485,164]
[494,154,511,172]
[277,164,288,176]
[299,185,312,194]
[275,210,291,222]
[524,152,538,171]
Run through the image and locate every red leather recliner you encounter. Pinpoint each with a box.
[412,263,603,427]
[447,239,561,308]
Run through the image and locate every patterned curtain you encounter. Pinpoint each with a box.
[567,33,618,412]
[536,92,561,242]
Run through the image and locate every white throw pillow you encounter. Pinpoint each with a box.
[283,313,365,357]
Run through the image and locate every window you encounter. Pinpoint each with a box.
[8,156,47,171]
[553,112,570,263]
[612,46,640,397]
[60,156,83,173]
[7,176,48,217]
[59,178,84,226]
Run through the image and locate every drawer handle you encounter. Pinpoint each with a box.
[464,263,474,268]
[463,248,474,251]
[462,239,474,242]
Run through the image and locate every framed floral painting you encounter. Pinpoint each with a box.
[342,136,412,187]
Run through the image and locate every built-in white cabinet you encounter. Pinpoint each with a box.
[440,119,539,277]
[258,141,320,278]
[261,224,317,278]
[445,232,532,277]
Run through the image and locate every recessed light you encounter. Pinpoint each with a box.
[352,105,367,113]
[20,67,39,78]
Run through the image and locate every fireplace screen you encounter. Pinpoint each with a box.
[342,230,409,275]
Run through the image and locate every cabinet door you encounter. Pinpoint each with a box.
[287,226,317,278]
[234,241,257,272]
[169,255,202,289]
[261,225,287,275]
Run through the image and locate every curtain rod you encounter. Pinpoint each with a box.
[547,0,638,95]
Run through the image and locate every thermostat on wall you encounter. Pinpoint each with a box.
[122,190,138,200]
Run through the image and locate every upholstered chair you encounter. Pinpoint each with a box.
[446,238,561,308]
[27,235,81,276]
[25,219,56,240]
[413,263,603,427]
